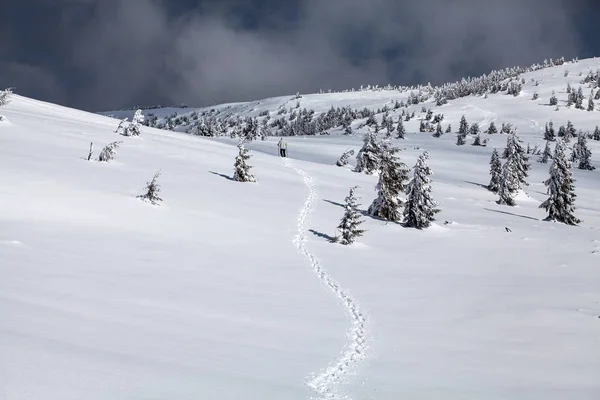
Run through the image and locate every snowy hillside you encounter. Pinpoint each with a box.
[101,57,600,140]
[1,57,600,400]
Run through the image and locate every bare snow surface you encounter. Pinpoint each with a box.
[2,59,600,400]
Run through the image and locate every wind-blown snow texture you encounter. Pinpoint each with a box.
[2,59,600,400]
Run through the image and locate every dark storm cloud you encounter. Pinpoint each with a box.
[0,0,593,111]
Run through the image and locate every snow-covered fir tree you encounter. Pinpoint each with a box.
[593,126,600,141]
[98,141,123,162]
[501,132,530,186]
[137,171,163,205]
[468,123,480,136]
[120,109,144,136]
[488,148,502,192]
[232,141,256,182]
[432,122,443,137]
[486,121,497,134]
[445,124,452,133]
[456,129,467,145]
[539,140,580,225]
[334,186,366,245]
[539,141,553,163]
[549,91,558,106]
[396,119,405,139]
[575,135,595,170]
[458,115,468,135]
[588,90,595,111]
[336,149,355,167]
[367,140,410,222]
[496,156,520,206]
[403,151,440,229]
[472,133,486,146]
[544,121,556,141]
[354,131,381,174]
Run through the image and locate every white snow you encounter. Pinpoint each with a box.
[2,58,600,400]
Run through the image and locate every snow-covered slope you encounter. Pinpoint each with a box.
[1,58,600,400]
[102,57,600,138]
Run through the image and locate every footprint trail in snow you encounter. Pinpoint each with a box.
[284,157,368,400]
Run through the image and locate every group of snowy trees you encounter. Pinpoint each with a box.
[488,129,590,225]
[0,87,13,106]
[333,132,441,245]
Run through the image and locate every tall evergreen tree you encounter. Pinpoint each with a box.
[367,140,410,222]
[496,156,520,206]
[544,121,556,141]
[458,115,469,135]
[576,135,595,170]
[539,140,580,225]
[502,132,530,186]
[539,141,553,163]
[354,131,381,174]
[588,90,595,111]
[433,122,443,137]
[403,151,440,229]
[334,186,366,245]
[233,141,256,182]
[575,86,584,109]
[488,148,502,192]
[396,119,406,139]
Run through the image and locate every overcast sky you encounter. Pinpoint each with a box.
[1,0,598,111]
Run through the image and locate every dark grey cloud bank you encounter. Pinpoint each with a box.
[0,0,596,111]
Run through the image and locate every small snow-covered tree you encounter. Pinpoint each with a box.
[367,140,410,222]
[472,134,486,146]
[445,124,452,133]
[539,140,580,225]
[488,148,502,192]
[233,141,256,182]
[121,109,144,136]
[576,135,595,170]
[336,149,355,167]
[544,121,556,141]
[354,131,381,174]
[549,91,558,106]
[396,119,405,139]
[334,186,366,245]
[458,115,468,135]
[456,130,467,146]
[433,122,443,137]
[137,170,163,205]
[593,126,600,141]
[539,141,553,163]
[98,141,123,162]
[486,121,497,134]
[403,151,440,229]
[588,90,595,111]
[469,123,480,136]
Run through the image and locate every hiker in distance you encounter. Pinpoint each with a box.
[278,137,288,157]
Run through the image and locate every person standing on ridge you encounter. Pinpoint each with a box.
[278,137,288,157]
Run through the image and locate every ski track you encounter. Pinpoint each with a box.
[284,157,368,400]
